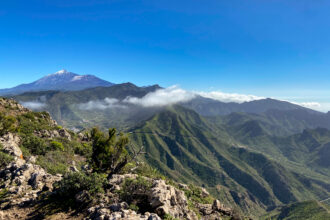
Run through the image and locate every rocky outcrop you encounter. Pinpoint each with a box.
[0,98,29,114]
[0,133,22,158]
[0,158,62,208]
[148,179,197,219]
[34,128,71,141]
[107,174,197,219]
[104,174,233,220]
[0,151,234,220]
[87,204,161,220]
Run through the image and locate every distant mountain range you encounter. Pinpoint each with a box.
[8,82,330,134]
[0,69,114,95]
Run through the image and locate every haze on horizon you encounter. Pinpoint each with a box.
[1,0,330,111]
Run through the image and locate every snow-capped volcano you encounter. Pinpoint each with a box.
[0,70,115,95]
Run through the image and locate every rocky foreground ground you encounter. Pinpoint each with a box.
[0,137,234,219]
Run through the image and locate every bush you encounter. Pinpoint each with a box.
[183,184,214,205]
[119,176,153,213]
[0,151,13,169]
[36,150,73,175]
[134,163,166,180]
[0,113,17,136]
[50,141,64,151]
[73,142,92,157]
[90,127,130,177]
[0,189,9,202]
[54,172,107,201]
[21,135,48,155]
[17,112,53,135]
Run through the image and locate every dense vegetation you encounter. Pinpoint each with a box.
[129,105,330,216]
[263,200,330,220]
[0,144,13,169]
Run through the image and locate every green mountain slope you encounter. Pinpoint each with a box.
[209,109,330,137]
[183,97,318,116]
[128,105,330,216]
[262,200,330,220]
[212,112,330,179]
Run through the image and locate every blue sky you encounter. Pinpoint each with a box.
[1,0,330,111]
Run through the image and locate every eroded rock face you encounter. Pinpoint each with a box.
[149,179,197,219]
[34,128,71,140]
[87,205,162,220]
[105,175,234,220]
[0,158,62,208]
[107,175,198,219]
[0,133,22,158]
[0,98,30,114]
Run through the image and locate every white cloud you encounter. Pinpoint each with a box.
[20,101,46,110]
[297,102,321,109]
[123,86,196,107]
[78,98,126,110]
[292,102,330,112]
[71,75,85,81]
[196,91,265,103]
[76,85,330,113]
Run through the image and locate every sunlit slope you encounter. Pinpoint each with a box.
[129,105,330,214]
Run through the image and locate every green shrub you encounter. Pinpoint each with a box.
[50,141,64,151]
[73,142,92,157]
[20,145,31,158]
[119,176,153,213]
[54,172,107,200]
[17,112,53,135]
[21,135,48,155]
[129,204,139,212]
[183,184,214,205]
[90,127,129,177]
[0,151,13,169]
[163,214,179,220]
[0,114,17,135]
[36,150,73,175]
[0,189,9,202]
[134,163,166,180]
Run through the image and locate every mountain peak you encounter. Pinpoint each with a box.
[45,69,74,78]
[55,69,69,74]
[0,70,115,95]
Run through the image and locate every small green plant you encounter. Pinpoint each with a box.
[163,214,179,220]
[0,113,17,135]
[129,204,139,212]
[134,163,166,180]
[36,150,73,175]
[50,141,64,151]
[183,184,213,205]
[0,150,13,169]
[119,176,153,214]
[54,172,107,200]
[17,112,54,135]
[0,189,9,202]
[73,142,92,157]
[21,135,48,155]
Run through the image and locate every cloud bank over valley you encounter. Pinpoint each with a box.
[75,86,329,112]
[20,101,46,110]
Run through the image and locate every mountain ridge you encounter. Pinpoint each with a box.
[128,105,330,215]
